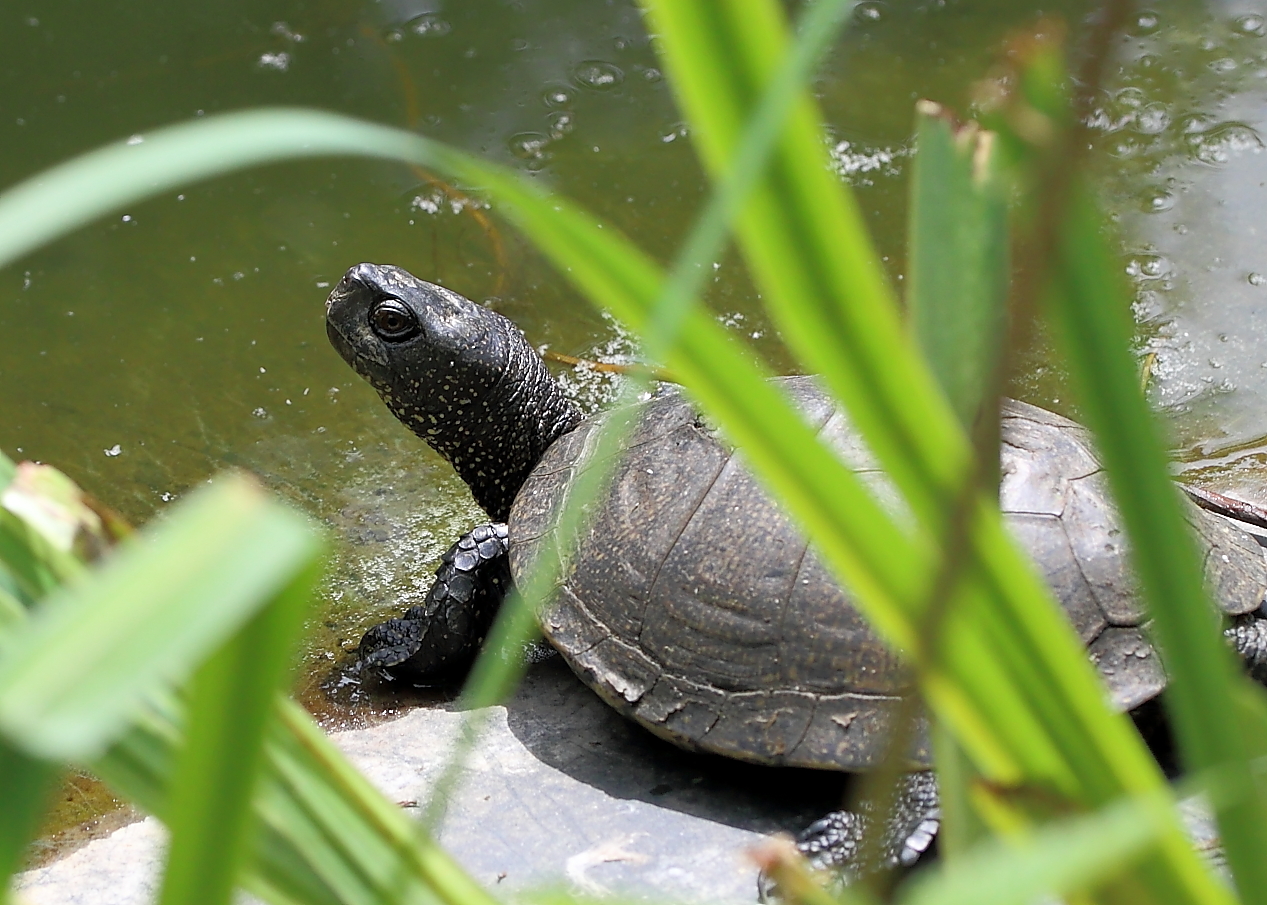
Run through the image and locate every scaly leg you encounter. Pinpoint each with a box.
[357,523,511,680]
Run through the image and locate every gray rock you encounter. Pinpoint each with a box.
[18,659,832,904]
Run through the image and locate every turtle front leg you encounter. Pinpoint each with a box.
[357,523,512,680]
[759,770,940,899]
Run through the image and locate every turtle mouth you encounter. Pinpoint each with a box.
[325,270,394,372]
[325,316,391,380]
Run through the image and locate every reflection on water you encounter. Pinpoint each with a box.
[1083,3,1267,500]
[5,0,1267,856]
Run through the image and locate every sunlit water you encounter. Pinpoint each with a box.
[3,0,1267,855]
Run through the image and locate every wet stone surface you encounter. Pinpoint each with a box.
[18,658,840,903]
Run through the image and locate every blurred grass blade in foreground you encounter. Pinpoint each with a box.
[0,473,321,762]
[0,740,58,887]
[898,786,1167,905]
[157,559,319,905]
[642,1,1226,902]
[906,100,1010,861]
[977,29,1267,900]
[0,460,493,905]
[907,101,1009,436]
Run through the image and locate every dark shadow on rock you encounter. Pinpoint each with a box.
[499,656,848,838]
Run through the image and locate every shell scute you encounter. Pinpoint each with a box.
[1061,475,1142,627]
[699,689,817,765]
[1198,515,1267,616]
[639,455,800,689]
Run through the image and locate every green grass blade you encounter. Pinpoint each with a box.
[898,789,1168,905]
[90,700,181,816]
[641,1,968,526]
[157,559,318,905]
[0,465,84,603]
[639,0,854,357]
[0,110,448,275]
[435,125,1228,901]
[907,102,1009,431]
[906,99,1009,862]
[635,2,1229,902]
[0,739,58,885]
[0,473,322,760]
[427,84,1222,902]
[1047,181,1267,901]
[0,566,26,630]
[87,676,489,905]
[972,31,1267,900]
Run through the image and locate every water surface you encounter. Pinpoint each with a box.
[4,0,1267,855]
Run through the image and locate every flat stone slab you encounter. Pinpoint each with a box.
[18,658,837,904]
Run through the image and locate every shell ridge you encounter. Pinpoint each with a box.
[1054,510,1113,644]
[775,398,842,691]
[636,425,736,650]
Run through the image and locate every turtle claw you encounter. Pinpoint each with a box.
[356,610,426,673]
[356,523,511,681]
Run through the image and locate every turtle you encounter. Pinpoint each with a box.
[324,261,1267,879]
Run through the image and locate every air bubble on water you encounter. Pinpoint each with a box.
[1116,87,1147,110]
[409,14,451,36]
[271,22,304,42]
[572,60,624,90]
[1237,14,1265,36]
[542,86,573,108]
[1209,57,1238,74]
[258,52,290,71]
[1133,10,1161,34]
[1178,112,1216,134]
[1125,253,1171,281]
[661,123,688,143]
[1188,122,1264,165]
[1110,136,1143,159]
[1141,189,1174,212]
[507,132,551,165]
[253,407,268,418]
[547,111,574,139]
[1135,102,1170,134]
[854,1,885,24]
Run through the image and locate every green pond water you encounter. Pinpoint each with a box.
[5,0,1267,854]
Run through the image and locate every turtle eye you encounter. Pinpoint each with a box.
[369,299,421,342]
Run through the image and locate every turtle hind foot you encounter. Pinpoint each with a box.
[355,522,512,681]
[759,770,940,900]
[356,608,427,673]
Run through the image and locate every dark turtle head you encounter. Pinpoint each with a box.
[325,263,581,521]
